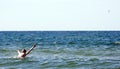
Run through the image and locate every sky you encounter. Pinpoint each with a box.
[0,0,120,31]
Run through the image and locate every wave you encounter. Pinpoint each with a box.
[0,50,120,69]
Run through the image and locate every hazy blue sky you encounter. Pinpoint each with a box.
[0,0,120,31]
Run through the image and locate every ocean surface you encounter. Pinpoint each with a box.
[0,31,120,69]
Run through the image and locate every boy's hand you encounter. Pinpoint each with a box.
[33,44,36,48]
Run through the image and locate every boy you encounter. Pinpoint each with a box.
[17,44,36,59]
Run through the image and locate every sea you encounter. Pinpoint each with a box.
[0,31,120,69]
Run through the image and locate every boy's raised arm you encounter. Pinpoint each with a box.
[26,44,36,55]
[17,50,21,54]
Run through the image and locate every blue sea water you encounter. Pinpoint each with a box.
[0,31,120,69]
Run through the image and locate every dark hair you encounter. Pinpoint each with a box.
[22,49,26,53]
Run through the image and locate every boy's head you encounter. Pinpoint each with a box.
[22,49,26,53]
